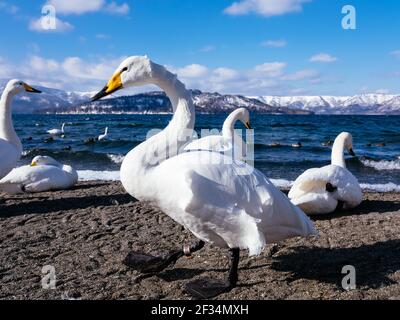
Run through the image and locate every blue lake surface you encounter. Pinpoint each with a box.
[13,114,400,189]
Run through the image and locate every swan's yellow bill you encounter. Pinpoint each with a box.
[92,71,123,101]
[23,83,41,93]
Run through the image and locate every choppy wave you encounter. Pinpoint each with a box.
[107,154,125,164]
[360,183,400,192]
[361,159,400,171]
[78,170,120,181]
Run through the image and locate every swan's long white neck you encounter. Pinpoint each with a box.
[0,88,22,154]
[121,63,195,199]
[331,137,346,168]
[222,111,239,138]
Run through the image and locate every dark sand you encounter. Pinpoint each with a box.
[0,181,399,300]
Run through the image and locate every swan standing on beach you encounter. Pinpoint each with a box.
[184,107,251,159]
[98,127,109,141]
[289,132,362,215]
[0,156,78,194]
[0,79,41,180]
[47,123,65,135]
[92,56,317,299]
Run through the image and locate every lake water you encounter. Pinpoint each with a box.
[13,114,400,192]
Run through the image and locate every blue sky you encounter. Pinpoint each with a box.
[0,0,399,96]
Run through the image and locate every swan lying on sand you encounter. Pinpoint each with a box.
[92,55,317,299]
[289,132,362,215]
[0,156,78,194]
[0,79,41,180]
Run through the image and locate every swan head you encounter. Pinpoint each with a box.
[30,156,60,167]
[237,108,251,129]
[336,132,355,156]
[4,79,42,96]
[91,56,153,101]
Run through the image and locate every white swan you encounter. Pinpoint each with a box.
[0,79,41,180]
[0,156,78,194]
[184,108,251,159]
[98,127,109,141]
[92,56,317,299]
[47,123,65,135]
[288,132,362,215]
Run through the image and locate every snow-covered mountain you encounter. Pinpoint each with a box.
[253,94,400,114]
[40,90,310,115]
[2,79,399,114]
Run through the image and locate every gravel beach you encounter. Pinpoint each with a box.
[1,181,399,300]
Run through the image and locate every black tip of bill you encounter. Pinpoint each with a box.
[349,148,356,157]
[91,86,108,102]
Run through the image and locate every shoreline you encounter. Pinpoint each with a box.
[1,181,400,300]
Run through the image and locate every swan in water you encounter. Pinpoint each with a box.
[184,108,251,159]
[47,123,65,135]
[0,156,78,194]
[0,79,41,180]
[92,56,317,299]
[289,132,362,215]
[98,127,109,141]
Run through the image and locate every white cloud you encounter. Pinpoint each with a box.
[200,45,216,53]
[281,69,319,81]
[1,55,325,95]
[253,62,287,77]
[96,33,110,39]
[261,39,287,48]
[29,17,74,32]
[0,1,19,14]
[224,0,310,17]
[177,64,209,78]
[105,1,129,14]
[310,53,337,63]
[390,50,400,58]
[375,89,390,94]
[45,0,129,15]
[46,0,105,15]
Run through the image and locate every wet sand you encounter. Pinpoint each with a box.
[0,181,399,300]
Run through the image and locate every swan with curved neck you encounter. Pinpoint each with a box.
[0,79,41,179]
[289,132,362,215]
[184,107,251,159]
[98,127,109,141]
[0,155,78,194]
[47,123,65,135]
[331,132,355,168]
[92,56,317,299]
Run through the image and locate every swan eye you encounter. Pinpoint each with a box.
[326,183,337,193]
[121,67,128,73]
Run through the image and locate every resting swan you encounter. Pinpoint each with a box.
[0,79,41,180]
[47,123,65,135]
[92,56,317,299]
[0,156,78,194]
[289,132,362,215]
[184,107,251,159]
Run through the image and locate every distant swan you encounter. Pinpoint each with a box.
[92,56,317,299]
[0,79,41,180]
[289,132,362,215]
[184,108,251,159]
[47,123,65,135]
[0,156,78,194]
[98,127,109,141]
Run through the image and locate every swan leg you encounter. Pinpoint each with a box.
[184,248,240,299]
[124,240,205,274]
